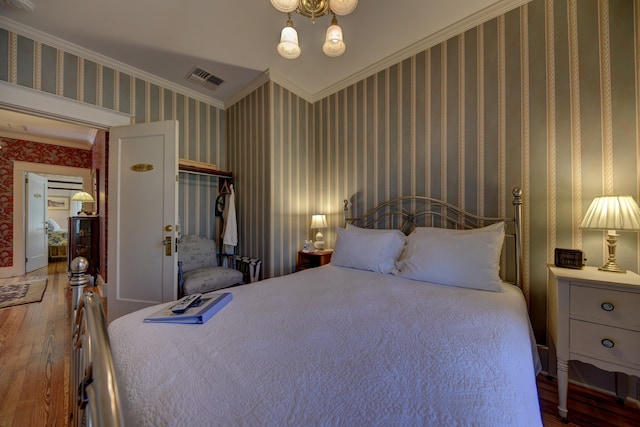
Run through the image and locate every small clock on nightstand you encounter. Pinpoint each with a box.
[296,249,333,271]
[554,248,586,269]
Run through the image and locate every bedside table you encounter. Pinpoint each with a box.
[547,265,640,421]
[297,249,333,271]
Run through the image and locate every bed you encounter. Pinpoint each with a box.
[72,188,543,426]
[47,218,68,260]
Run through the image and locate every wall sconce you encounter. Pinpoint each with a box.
[71,191,95,215]
[580,195,640,273]
[310,214,328,250]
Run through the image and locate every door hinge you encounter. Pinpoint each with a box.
[25,257,28,263]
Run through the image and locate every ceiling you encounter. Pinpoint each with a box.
[0,0,526,146]
[0,0,526,108]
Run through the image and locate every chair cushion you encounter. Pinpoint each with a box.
[182,266,243,295]
[178,235,217,271]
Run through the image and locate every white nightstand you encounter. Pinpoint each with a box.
[547,265,640,421]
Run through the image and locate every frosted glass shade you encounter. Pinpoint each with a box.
[270,0,298,13]
[277,25,301,59]
[329,0,358,15]
[580,195,640,231]
[322,23,345,57]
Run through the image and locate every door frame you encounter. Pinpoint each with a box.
[0,81,130,129]
[8,163,92,277]
[0,83,131,278]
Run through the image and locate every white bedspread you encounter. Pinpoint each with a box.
[109,265,542,426]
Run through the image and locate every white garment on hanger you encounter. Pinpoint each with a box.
[222,184,238,256]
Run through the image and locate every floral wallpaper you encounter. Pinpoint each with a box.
[0,137,92,267]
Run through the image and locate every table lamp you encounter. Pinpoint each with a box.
[579,195,640,273]
[311,214,328,250]
[71,191,95,215]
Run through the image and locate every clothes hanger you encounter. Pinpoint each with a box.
[220,180,231,194]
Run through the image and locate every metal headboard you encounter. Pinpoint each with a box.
[343,187,523,288]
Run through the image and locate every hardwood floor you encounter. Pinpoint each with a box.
[0,262,638,426]
[0,261,71,427]
[538,375,639,426]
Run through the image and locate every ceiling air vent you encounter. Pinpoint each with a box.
[185,66,224,91]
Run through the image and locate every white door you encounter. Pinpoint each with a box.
[107,120,179,322]
[26,173,48,272]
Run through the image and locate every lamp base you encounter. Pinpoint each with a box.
[598,262,627,273]
[598,230,626,273]
[313,240,326,250]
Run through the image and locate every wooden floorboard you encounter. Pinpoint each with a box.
[0,261,71,427]
[0,262,638,426]
[538,374,639,426]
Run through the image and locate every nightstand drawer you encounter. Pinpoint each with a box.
[570,285,640,329]
[570,319,640,367]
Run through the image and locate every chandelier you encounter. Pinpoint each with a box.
[270,0,358,59]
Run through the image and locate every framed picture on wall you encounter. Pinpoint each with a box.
[48,196,69,210]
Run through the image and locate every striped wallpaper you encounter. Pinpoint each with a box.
[0,26,228,269]
[227,84,274,277]
[229,0,640,346]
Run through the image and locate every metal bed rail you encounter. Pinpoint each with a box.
[71,291,124,427]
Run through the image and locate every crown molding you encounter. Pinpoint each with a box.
[266,70,314,104]
[226,69,314,107]
[0,17,225,110]
[224,71,272,108]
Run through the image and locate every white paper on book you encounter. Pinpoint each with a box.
[144,292,232,324]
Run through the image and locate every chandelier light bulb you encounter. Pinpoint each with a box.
[322,16,345,57]
[270,0,298,13]
[329,0,358,16]
[277,15,301,59]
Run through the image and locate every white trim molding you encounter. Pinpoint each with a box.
[0,81,132,128]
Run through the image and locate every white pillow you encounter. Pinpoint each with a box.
[47,218,62,232]
[395,222,505,292]
[331,225,406,274]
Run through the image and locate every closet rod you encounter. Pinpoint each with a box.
[179,169,226,178]
[178,167,232,179]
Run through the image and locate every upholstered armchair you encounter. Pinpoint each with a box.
[177,235,244,297]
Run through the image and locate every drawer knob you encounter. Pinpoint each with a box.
[600,302,614,312]
[601,338,615,349]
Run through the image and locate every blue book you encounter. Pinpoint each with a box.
[144,292,232,324]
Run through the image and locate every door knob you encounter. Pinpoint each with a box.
[165,225,173,232]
